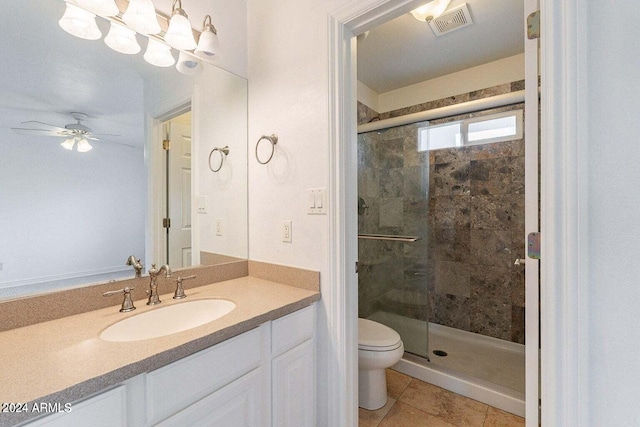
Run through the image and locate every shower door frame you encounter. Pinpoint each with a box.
[523,0,540,425]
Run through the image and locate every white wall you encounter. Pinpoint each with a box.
[357,53,525,113]
[583,0,640,424]
[195,66,248,259]
[0,128,145,292]
[247,0,349,424]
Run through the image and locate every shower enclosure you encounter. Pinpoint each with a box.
[357,100,527,407]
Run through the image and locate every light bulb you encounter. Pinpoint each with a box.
[61,137,76,150]
[105,22,141,54]
[410,0,451,22]
[164,7,197,50]
[176,51,202,75]
[58,3,102,41]
[195,15,219,59]
[76,138,93,152]
[144,38,175,67]
[122,0,161,35]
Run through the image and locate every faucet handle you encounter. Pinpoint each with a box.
[103,286,136,312]
[171,275,196,299]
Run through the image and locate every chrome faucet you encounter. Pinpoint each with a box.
[147,263,172,305]
[126,255,144,278]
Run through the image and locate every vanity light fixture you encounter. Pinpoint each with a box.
[144,37,175,67]
[410,0,451,22]
[58,2,102,40]
[122,0,161,35]
[105,22,141,54]
[176,51,202,75]
[74,0,119,17]
[194,15,219,59]
[164,0,197,51]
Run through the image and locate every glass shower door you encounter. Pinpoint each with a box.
[357,122,431,359]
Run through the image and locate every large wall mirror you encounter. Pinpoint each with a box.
[0,0,248,300]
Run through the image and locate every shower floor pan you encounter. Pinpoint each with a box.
[367,311,525,417]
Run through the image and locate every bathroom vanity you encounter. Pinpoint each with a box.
[0,273,319,427]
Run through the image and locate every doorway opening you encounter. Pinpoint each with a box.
[351,0,538,419]
[158,109,192,268]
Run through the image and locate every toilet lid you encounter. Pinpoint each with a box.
[358,318,402,351]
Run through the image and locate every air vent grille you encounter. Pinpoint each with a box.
[429,3,473,36]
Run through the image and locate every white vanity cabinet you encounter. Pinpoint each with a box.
[19,304,316,427]
[146,327,267,425]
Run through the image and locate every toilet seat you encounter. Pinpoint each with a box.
[358,318,402,352]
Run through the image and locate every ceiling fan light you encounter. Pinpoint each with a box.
[195,15,219,59]
[176,51,202,75]
[61,137,76,150]
[164,1,197,51]
[74,0,119,17]
[58,3,102,41]
[105,22,141,54]
[76,138,93,152]
[144,38,175,67]
[122,0,161,35]
[410,0,451,22]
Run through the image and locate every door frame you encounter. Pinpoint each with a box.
[146,99,195,270]
[327,0,587,425]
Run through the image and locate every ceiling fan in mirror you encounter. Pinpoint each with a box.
[11,112,126,152]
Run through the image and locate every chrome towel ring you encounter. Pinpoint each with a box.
[255,134,278,164]
[208,146,229,172]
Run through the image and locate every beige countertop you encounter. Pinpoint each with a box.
[0,276,320,426]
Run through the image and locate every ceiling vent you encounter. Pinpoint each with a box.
[429,3,473,36]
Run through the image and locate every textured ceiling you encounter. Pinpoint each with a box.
[357,0,525,94]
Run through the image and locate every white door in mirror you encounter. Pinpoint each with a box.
[99,299,236,342]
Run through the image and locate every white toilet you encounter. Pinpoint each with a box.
[358,318,404,410]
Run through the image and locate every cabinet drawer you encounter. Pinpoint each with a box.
[272,304,314,357]
[146,327,262,424]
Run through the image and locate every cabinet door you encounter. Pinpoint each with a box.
[272,339,315,427]
[156,368,264,427]
[22,385,126,427]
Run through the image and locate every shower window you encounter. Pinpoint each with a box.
[418,109,523,151]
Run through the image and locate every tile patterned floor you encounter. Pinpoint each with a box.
[359,370,525,427]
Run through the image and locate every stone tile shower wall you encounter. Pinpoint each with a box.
[357,81,526,344]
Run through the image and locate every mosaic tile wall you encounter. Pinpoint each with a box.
[357,81,526,344]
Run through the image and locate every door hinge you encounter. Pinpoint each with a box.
[527,232,540,259]
[163,139,170,151]
[163,217,171,228]
[527,10,540,40]
[355,261,359,274]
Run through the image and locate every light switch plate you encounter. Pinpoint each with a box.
[215,218,223,236]
[307,188,327,214]
[197,196,208,214]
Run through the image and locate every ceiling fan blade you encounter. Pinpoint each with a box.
[11,127,64,137]
[19,121,66,132]
[87,136,138,148]
[91,132,122,138]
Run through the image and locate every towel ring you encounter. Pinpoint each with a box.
[255,134,278,165]
[208,146,229,172]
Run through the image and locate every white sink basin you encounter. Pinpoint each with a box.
[100,299,236,342]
